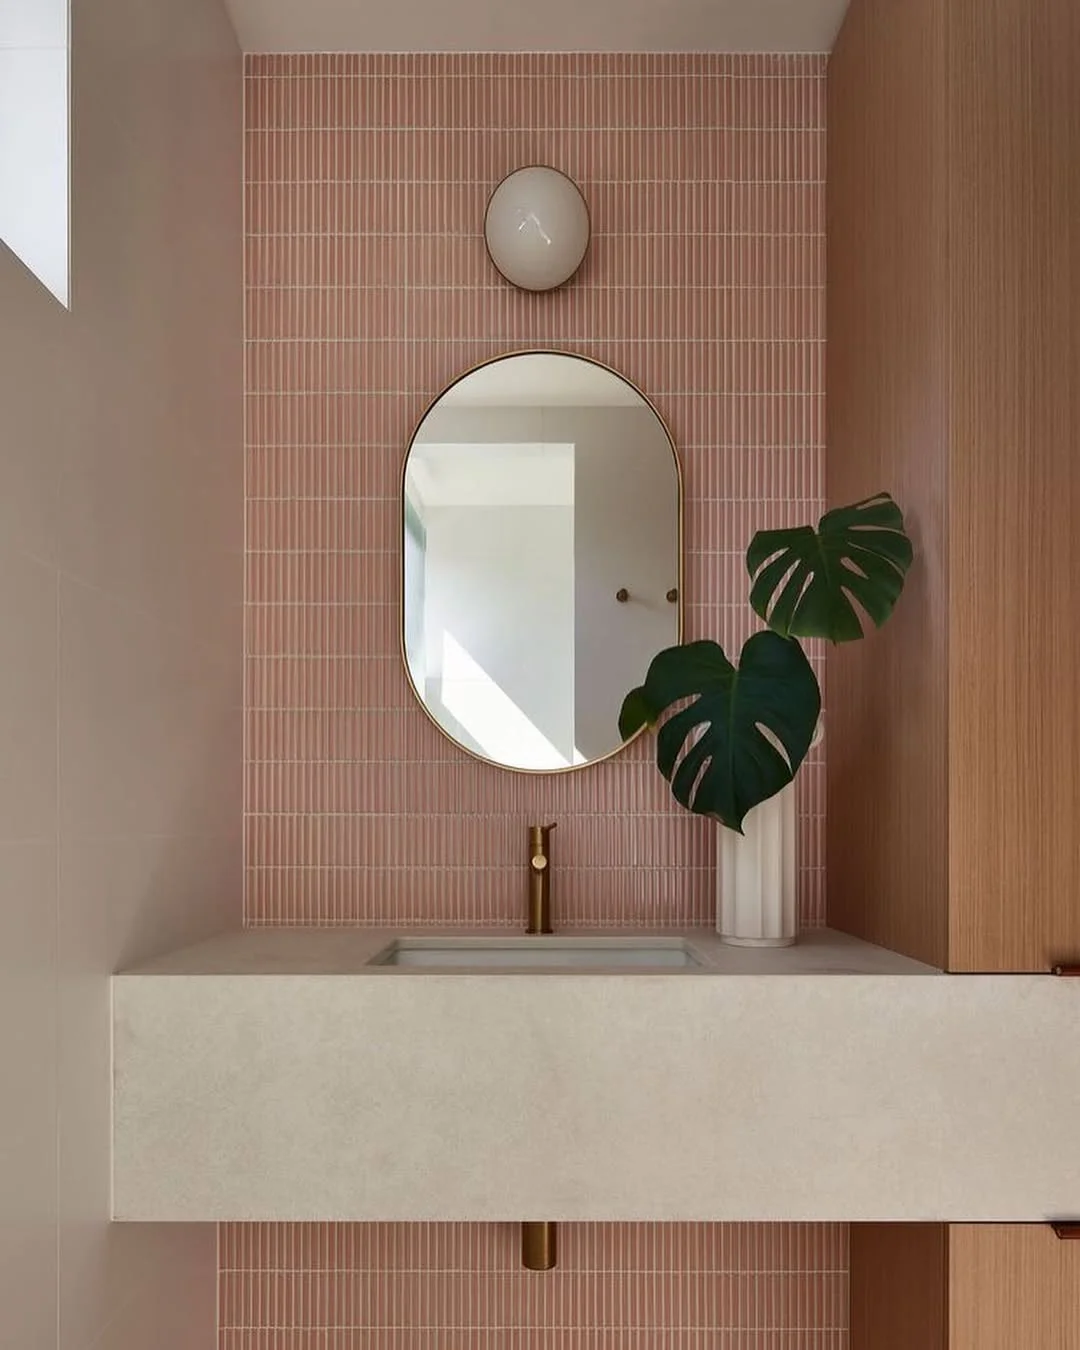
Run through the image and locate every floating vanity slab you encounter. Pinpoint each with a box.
[112,927,1080,1223]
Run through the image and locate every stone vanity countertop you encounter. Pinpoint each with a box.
[118,924,939,976]
[113,926,1080,1224]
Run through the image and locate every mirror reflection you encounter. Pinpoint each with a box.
[402,352,681,772]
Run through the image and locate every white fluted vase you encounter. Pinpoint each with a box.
[717,782,797,946]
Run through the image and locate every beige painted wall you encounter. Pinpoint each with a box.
[0,0,242,1345]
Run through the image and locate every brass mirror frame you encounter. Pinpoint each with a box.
[399,348,684,775]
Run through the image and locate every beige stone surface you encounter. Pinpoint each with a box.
[125,925,938,976]
[113,930,1080,1224]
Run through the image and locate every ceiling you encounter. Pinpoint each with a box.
[226,0,850,54]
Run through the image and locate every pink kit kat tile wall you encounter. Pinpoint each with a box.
[220,1222,848,1349]
[239,52,839,1349]
[244,52,826,931]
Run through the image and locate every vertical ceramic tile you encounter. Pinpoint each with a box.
[220,1222,848,1348]
[240,52,836,1350]
[244,53,827,932]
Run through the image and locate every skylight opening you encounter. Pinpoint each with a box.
[0,0,70,306]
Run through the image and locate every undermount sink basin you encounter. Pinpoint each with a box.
[368,936,703,971]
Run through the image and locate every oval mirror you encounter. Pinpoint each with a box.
[402,351,682,772]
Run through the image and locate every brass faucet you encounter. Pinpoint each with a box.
[523,821,558,1273]
[527,823,556,934]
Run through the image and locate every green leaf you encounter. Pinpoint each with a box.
[618,685,658,741]
[618,634,821,831]
[747,492,913,643]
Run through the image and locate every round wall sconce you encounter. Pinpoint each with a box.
[484,166,590,292]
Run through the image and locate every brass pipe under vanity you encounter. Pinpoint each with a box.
[521,1221,557,1271]
[523,824,558,1269]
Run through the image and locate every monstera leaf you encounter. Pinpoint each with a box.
[619,633,821,831]
[747,493,913,643]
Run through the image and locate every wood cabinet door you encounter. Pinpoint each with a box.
[949,1225,1080,1349]
[850,1225,948,1349]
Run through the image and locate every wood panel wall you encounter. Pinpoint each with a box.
[949,1226,1080,1350]
[849,1225,948,1350]
[828,0,1080,972]
[946,0,1080,972]
[826,0,950,968]
[851,1225,1080,1349]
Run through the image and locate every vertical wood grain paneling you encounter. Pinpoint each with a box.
[830,0,1080,1338]
[828,0,1080,972]
[848,1225,947,1350]
[946,0,1080,972]
[949,1226,1080,1350]
[852,1225,1080,1349]
[825,0,950,968]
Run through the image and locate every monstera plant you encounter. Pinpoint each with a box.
[619,493,912,832]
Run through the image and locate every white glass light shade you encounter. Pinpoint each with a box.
[484,166,590,292]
